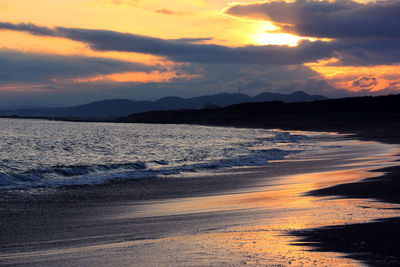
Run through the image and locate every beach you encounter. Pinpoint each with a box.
[1,130,400,266]
[2,0,400,265]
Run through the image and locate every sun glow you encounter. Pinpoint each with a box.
[252,32,303,46]
[249,22,303,46]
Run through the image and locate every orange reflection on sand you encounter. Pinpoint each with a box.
[147,195,400,266]
[154,169,400,265]
[288,168,379,191]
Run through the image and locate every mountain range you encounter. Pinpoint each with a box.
[0,91,327,119]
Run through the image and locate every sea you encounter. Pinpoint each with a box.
[0,118,332,190]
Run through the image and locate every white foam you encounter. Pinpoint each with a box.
[0,119,315,190]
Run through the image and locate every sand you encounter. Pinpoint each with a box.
[1,131,400,266]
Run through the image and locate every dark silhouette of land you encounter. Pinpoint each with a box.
[0,91,327,119]
[117,94,400,142]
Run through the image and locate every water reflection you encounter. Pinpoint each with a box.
[108,162,400,265]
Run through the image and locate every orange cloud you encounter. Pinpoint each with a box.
[336,77,400,93]
[71,70,202,84]
[305,60,400,93]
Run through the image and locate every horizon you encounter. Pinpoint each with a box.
[1,0,400,106]
[0,89,326,109]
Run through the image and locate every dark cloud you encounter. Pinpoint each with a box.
[326,39,400,66]
[0,56,353,105]
[352,77,377,89]
[175,62,330,97]
[0,22,56,36]
[267,78,351,98]
[225,0,400,40]
[244,79,271,91]
[1,19,399,103]
[172,37,213,43]
[55,27,336,65]
[0,49,159,83]
[2,21,400,66]
[0,22,337,65]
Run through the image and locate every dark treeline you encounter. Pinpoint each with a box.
[117,94,400,142]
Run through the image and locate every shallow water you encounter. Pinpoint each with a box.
[0,118,326,189]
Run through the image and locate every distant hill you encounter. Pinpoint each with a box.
[0,91,327,119]
[117,94,400,130]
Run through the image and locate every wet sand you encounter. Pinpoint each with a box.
[309,165,400,204]
[290,154,400,266]
[292,217,400,266]
[1,132,400,266]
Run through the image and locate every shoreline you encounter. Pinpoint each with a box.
[284,126,400,266]
[1,129,391,204]
[0,131,361,203]
[286,133,400,266]
[1,125,400,265]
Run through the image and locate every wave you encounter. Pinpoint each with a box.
[267,132,308,143]
[0,148,294,190]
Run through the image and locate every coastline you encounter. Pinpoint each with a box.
[287,128,400,266]
[1,128,400,266]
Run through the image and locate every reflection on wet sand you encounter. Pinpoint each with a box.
[1,137,400,266]
[116,167,399,266]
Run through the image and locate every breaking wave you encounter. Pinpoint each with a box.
[0,119,317,190]
[0,149,293,189]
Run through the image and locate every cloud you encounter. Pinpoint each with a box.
[2,21,400,66]
[328,39,400,66]
[155,8,193,16]
[0,22,56,36]
[0,21,337,65]
[225,0,400,40]
[0,49,159,83]
[352,77,378,89]
[49,27,400,66]
[172,37,213,43]
[174,62,336,97]
[55,27,336,65]
[1,19,399,102]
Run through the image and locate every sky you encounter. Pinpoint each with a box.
[0,0,400,106]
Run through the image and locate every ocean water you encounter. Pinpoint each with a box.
[0,118,321,190]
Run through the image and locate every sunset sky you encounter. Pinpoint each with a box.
[1,0,400,106]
